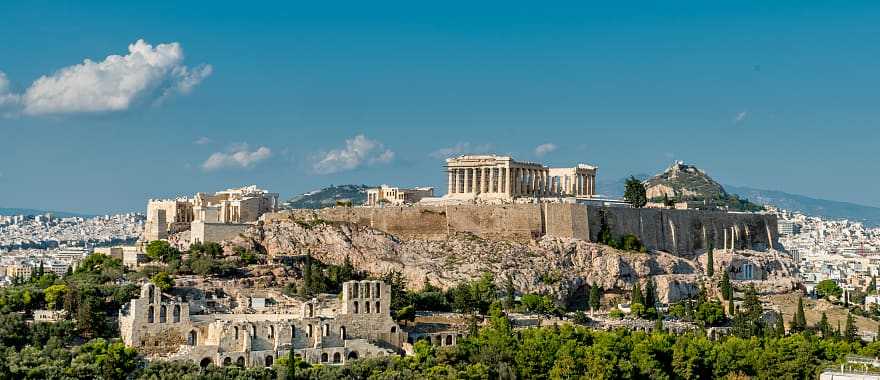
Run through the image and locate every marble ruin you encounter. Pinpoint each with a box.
[120,280,407,368]
[365,185,434,206]
[144,185,279,244]
[444,155,597,201]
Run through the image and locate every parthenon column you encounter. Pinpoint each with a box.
[488,168,496,193]
[483,168,490,193]
[448,170,454,194]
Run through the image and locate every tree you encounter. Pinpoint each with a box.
[790,297,807,333]
[504,275,516,310]
[624,176,648,208]
[44,284,68,310]
[845,313,858,343]
[870,277,877,294]
[589,284,601,312]
[720,269,732,300]
[815,279,843,300]
[150,272,174,292]
[706,244,715,278]
[817,312,832,339]
[774,313,786,337]
[631,281,644,307]
[145,241,180,263]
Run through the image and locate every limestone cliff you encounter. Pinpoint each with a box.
[225,219,797,303]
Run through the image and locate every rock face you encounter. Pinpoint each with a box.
[645,161,728,201]
[227,219,798,303]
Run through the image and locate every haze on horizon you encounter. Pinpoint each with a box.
[2,1,879,214]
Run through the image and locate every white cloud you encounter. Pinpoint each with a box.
[202,144,271,171]
[534,143,557,157]
[1,39,210,116]
[194,136,212,145]
[0,71,20,111]
[734,110,748,124]
[313,134,395,174]
[429,142,492,159]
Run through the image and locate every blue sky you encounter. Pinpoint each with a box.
[1,1,879,213]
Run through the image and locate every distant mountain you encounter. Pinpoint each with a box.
[0,207,90,218]
[596,174,648,198]
[283,185,370,209]
[724,185,880,227]
[640,162,761,211]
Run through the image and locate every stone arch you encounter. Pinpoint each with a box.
[307,324,313,337]
[188,330,197,345]
[353,301,359,314]
[433,335,442,345]
[363,282,371,298]
[332,352,341,363]
[375,301,380,313]
[236,356,245,367]
[375,282,381,296]
[391,326,397,333]
[173,305,181,323]
[340,326,346,339]
[265,355,273,367]
[200,357,212,368]
[223,357,232,366]
[365,302,371,313]
[321,353,328,362]
[234,326,239,340]
[352,282,359,298]
[148,285,155,303]
[147,306,154,323]
[269,325,274,339]
[348,351,358,360]
[308,303,314,318]
[159,305,167,323]
[445,335,453,345]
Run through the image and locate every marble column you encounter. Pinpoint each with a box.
[470,168,477,194]
[448,170,454,194]
[489,168,496,193]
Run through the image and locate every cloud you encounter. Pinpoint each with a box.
[1,39,210,116]
[312,134,395,174]
[429,142,492,159]
[534,143,557,157]
[734,110,748,125]
[194,136,212,145]
[202,144,271,171]
[0,72,21,112]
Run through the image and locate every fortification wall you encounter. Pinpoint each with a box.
[265,204,777,253]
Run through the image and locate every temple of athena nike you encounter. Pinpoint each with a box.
[444,155,597,200]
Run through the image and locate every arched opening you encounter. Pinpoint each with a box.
[365,302,371,314]
[445,335,453,345]
[265,355,273,367]
[307,304,314,318]
[173,305,181,323]
[307,324,313,337]
[159,305,167,323]
[348,351,358,360]
[434,335,442,345]
[391,326,397,333]
[291,325,295,338]
[375,301,380,313]
[352,283,359,298]
[200,358,212,368]
[363,282,370,298]
[321,353,328,362]
[148,286,155,303]
[234,326,239,340]
[353,301,359,314]
[375,283,381,296]
[223,357,232,366]
[322,324,329,337]
[269,325,274,339]
[188,330,197,345]
[251,325,257,338]
[332,352,341,363]
[340,326,346,339]
[236,356,245,367]
[147,306,154,323]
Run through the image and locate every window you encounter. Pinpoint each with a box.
[352,283,359,298]
[340,326,346,339]
[322,324,329,337]
[269,325,274,339]
[173,305,181,323]
[391,326,397,333]
[375,283,381,296]
[264,356,273,367]
[353,301,359,314]
[148,286,155,304]
[159,305,167,323]
[147,306,154,323]
[363,282,370,298]
[365,302,371,314]
[188,330,197,346]
[375,301,380,313]
[333,352,341,363]
[321,353,328,362]
[234,326,239,340]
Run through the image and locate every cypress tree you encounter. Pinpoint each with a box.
[505,276,516,310]
[818,312,831,339]
[706,244,715,278]
[845,313,858,342]
[794,297,807,331]
[590,284,601,312]
[728,297,735,317]
[720,269,732,300]
[631,281,644,306]
[775,314,786,337]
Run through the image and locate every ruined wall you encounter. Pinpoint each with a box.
[191,221,251,244]
[585,207,778,254]
[265,204,777,254]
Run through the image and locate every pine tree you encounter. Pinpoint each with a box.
[706,244,715,278]
[845,313,858,342]
[631,281,644,306]
[590,284,601,312]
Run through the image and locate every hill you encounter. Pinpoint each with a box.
[0,207,90,218]
[283,185,370,209]
[725,185,880,227]
[642,162,761,211]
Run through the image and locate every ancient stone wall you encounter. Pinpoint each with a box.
[265,204,777,254]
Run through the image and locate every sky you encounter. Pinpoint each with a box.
[1,1,879,214]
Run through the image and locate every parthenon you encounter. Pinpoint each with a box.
[444,155,597,200]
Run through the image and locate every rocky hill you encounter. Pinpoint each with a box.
[223,216,798,303]
[643,162,761,211]
[283,185,370,209]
